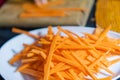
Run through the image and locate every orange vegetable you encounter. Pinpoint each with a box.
[44,31,60,80]
[9,26,120,80]
[20,0,85,18]
[98,76,112,80]
[12,27,39,39]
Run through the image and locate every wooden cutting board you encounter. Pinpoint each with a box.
[0,0,94,28]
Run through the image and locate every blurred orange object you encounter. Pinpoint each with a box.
[95,0,120,32]
[20,0,85,18]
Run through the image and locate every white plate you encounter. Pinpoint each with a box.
[0,26,120,80]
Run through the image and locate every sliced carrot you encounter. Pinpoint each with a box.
[21,57,42,63]
[47,26,54,35]
[110,58,120,66]
[9,53,22,65]
[20,68,43,78]
[12,27,39,39]
[98,63,114,75]
[44,31,60,80]
[60,27,100,58]
[58,45,92,50]
[23,44,47,53]
[58,65,71,72]
[24,8,85,13]
[20,12,66,18]
[98,76,112,80]
[78,72,86,80]
[93,25,103,36]
[38,38,51,44]
[89,50,111,68]
[59,71,72,79]
[20,0,85,18]
[31,49,47,59]
[71,52,97,80]
[96,26,111,44]
[68,69,81,80]
[84,32,98,41]
[94,44,114,52]
[101,59,111,67]
[53,54,83,70]
[97,42,120,52]
[17,64,30,71]
[58,26,84,45]
[9,26,120,80]
[86,55,95,62]
[50,62,65,74]
[56,72,65,80]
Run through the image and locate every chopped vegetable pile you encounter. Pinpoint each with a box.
[9,26,120,80]
[20,0,85,18]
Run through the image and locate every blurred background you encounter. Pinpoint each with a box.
[0,0,96,47]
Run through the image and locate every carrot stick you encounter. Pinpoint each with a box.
[58,45,92,50]
[89,50,111,68]
[50,62,65,74]
[24,8,85,13]
[20,68,43,78]
[53,54,81,69]
[21,0,85,18]
[110,58,120,66]
[31,49,47,59]
[98,76,112,80]
[68,69,81,80]
[59,71,72,79]
[21,58,41,63]
[98,63,114,75]
[78,72,86,80]
[71,52,97,80]
[94,45,114,52]
[9,26,120,80]
[47,26,54,35]
[17,64,30,71]
[93,25,103,36]
[9,53,22,65]
[20,12,66,18]
[12,27,39,39]
[44,31,60,80]
[61,28,101,58]
[96,26,111,44]
[83,33,98,41]
[23,44,47,53]
[58,26,83,45]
